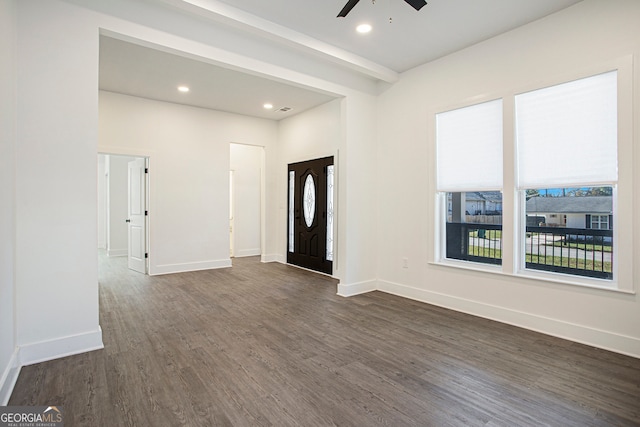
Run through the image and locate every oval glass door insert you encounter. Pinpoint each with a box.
[303,174,316,227]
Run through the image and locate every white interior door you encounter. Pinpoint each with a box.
[127,158,146,273]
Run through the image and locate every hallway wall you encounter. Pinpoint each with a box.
[99,91,278,274]
[230,143,263,258]
[0,0,18,405]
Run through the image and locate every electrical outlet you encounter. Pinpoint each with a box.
[402,258,409,269]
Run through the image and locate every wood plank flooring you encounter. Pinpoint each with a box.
[9,254,640,426]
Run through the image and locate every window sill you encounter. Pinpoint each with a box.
[430,259,635,295]
[431,259,506,275]
[515,269,634,295]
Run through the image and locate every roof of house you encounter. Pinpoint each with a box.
[526,196,612,214]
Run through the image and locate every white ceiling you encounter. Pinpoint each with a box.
[209,0,583,73]
[99,36,340,120]
[98,0,583,120]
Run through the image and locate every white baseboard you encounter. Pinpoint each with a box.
[377,280,640,359]
[261,253,285,263]
[107,249,127,257]
[0,348,20,405]
[234,248,261,258]
[285,263,336,278]
[19,327,104,367]
[337,279,377,297]
[150,258,232,275]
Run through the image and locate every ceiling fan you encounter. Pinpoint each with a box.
[337,0,427,18]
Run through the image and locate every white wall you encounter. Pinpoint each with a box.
[99,91,278,274]
[97,154,107,249]
[377,0,640,357]
[230,144,262,258]
[278,100,342,165]
[106,155,137,257]
[15,0,103,366]
[276,99,340,265]
[338,94,379,289]
[0,0,19,405]
[275,96,379,291]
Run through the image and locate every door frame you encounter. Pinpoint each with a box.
[287,156,335,275]
[98,149,151,274]
[229,169,234,257]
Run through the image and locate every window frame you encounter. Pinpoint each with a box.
[591,214,610,230]
[517,186,616,284]
[432,56,634,293]
[435,192,505,274]
[434,99,505,270]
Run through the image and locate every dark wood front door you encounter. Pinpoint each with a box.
[287,156,334,274]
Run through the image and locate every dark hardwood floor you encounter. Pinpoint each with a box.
[9,253,640,426]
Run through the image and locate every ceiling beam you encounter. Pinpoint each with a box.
[158,0,399,83]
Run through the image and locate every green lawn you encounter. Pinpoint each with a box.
[467,246,612,273]
[526,254,612,273]
[468,246,501,258]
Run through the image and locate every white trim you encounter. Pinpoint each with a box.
[234,248,261,258]
[433,258,504,275]
[98,145,156,158]
[0,348,20,405]
[377,279,640,359]
[261,253,285,263]
[284,262,335,278]
[337,279,377,297]
[19,328,104,367]
[150,259,231,275]
[107,248,127,257]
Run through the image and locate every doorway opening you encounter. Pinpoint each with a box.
[229,143,264,260]
[287,156,334,274]
[98,153,149,274]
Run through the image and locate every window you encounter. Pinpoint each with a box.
[288,171,294,253]
[590,215,610,230]
[326,165,334,261]
[435,66,628,289]
[516,71,617,281]
[524,186,613,280]
[444,191,503,264]
[436,99,503,266]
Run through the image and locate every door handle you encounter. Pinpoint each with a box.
[125,219,131,223]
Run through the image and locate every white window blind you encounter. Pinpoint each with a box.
[436,99,503,191]
[516,71,618,188]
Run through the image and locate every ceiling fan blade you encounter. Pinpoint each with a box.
[337,0,361,17]
[404,0,427,11]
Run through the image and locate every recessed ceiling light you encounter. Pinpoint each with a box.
[263,103,274,109]
[178,85,190,93]
[356,24,372,34]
